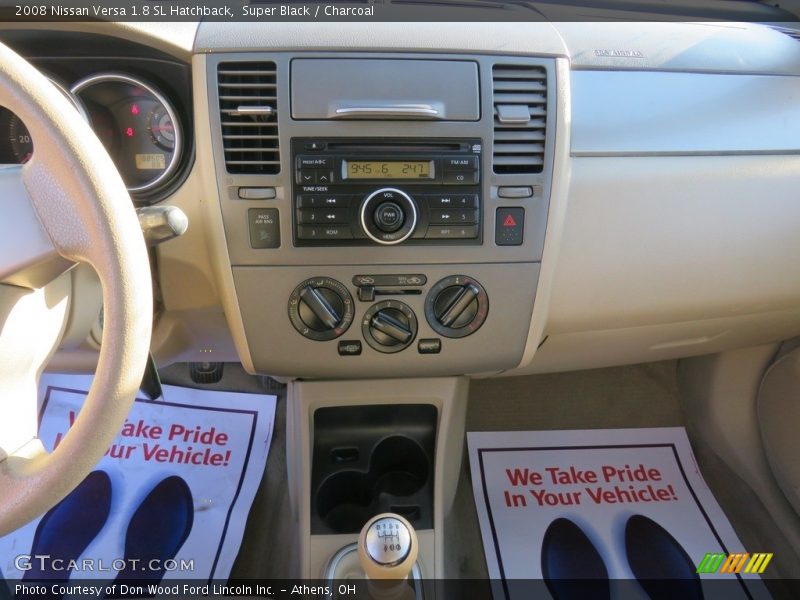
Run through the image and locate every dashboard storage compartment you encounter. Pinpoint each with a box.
[311,404,437,534]
[291,59,479,121]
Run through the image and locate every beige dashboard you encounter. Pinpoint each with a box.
[4,19,800,378]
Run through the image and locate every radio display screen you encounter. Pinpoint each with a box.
[344,160,434,180]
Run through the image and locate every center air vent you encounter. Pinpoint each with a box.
[492,64,547,174]
[217,62,279,174]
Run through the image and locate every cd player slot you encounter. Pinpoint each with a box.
[325,142,466,153]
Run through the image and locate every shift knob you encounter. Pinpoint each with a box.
[358,513,418,580]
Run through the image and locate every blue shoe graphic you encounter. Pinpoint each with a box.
[541,517,610,600]
[625,514,704,600]
[113,476,194,586]
[14,470,111,599]
[22,470,111,581]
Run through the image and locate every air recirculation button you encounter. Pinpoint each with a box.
[425,275,488,338]
[362,300,418,353]
[289,277,354,341]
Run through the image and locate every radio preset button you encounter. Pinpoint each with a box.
[429,209,478,225]
[298,208,350,224]
[297,225,354,240]
[426,225,479,239]
[427,194,478,209]
[297,194,352,208]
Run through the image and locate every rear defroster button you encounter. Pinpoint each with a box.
[338,340,362,356]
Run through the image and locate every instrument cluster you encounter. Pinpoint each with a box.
[0,71,184,202]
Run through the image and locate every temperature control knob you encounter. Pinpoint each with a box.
[425,275,488,338]
[362,300,418,353]
[288,277,354,341]
[360,188,418,245]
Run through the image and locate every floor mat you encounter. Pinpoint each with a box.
[0,374,276,586]
[468,427,771,600]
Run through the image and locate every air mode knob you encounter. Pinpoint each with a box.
[288,277,354,341]
[362,300,418,353]
[425,275,488,338]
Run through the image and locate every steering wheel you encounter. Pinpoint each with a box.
[0,42,152,534]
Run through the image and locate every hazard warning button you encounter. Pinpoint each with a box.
[495,207,524,246]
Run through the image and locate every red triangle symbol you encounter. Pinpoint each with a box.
[503,214,517,227]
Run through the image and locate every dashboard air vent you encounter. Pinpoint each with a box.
[217,61,279,174]
[492,64,547,174]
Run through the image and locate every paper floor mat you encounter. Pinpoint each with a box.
[468,427,771,600]
[0,374,276,584]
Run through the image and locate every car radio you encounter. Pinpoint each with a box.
[292,138,482,246]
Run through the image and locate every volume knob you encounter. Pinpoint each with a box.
[360,188,418,245]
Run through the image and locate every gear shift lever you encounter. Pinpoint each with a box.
[358,513,418,600]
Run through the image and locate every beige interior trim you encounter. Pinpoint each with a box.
[191,53,256,374]
[757,346,800,517]
[517,56,572,372]
[679,345,800,557]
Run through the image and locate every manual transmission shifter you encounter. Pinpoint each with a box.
[357,513,418,600]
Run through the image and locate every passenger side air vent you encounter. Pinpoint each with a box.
[492,65,547,174]
[217,61,279,174]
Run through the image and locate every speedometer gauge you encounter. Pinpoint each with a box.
[71,73,182,195]
[3,76,87,164]
[8,115,33,163]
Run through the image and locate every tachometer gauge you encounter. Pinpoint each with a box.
[149,105,175,151]
[71,73,182,196]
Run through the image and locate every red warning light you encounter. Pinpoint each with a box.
[130,104,140,115]
[503,214,517,227]
[125,127,135,138]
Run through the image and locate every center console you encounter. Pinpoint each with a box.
[205,52,556,379]
[198,48,559,580]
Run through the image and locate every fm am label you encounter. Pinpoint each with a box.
[502,464,678,508]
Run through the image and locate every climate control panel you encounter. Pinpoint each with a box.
[287,274,488,354]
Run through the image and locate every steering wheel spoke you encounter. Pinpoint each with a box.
[0,165,74,288]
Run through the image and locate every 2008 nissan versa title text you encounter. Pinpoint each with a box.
[31,4,235,17]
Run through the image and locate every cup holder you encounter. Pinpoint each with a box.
[316,435,430,533]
